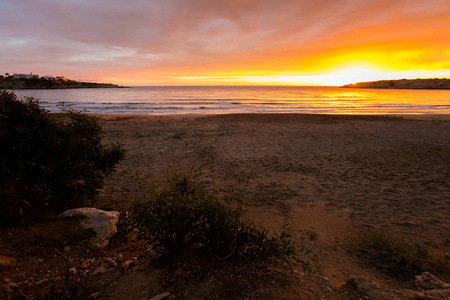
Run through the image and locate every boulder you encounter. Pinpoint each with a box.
[57,208,119,249]
[399,272,450,299]
[416,272,450,290]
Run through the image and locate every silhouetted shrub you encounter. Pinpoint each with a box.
[127,174,311,270]
[0,91,125,224]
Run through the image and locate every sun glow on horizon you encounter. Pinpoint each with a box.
[166,63,450,87]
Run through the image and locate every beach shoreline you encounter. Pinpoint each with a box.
[95,112,450,287]
[97,113,450,246]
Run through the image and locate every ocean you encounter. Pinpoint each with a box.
[9,86,450,115]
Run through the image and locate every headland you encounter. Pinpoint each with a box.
[342,78,450,90]
[0,72,124,89]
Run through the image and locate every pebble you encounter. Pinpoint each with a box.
[93,266,107,275]
[36,279,47,285]
[105,257,117,268]
[123,260,135,271]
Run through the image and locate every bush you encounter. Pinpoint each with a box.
[0,91,125,224]
[126,174,311,270]
[355,231,450,280]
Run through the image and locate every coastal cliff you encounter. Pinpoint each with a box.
[0,77,124,89]
[342,78,450,90]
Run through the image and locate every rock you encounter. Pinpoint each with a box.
[0,255,17,268]
[415,272,450,290]
[105,257,117,268]
[115,253,123,262]
[149,292,171,300]
[3,278,10,283]
[93,266,107,275]
[57,207,120,249]
[90,292,102,297]
[342,277,392,300]
[123,260,135,271]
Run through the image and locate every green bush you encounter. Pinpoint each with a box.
[127,174,311,270]
[355,231,450,280]
[0,91,125,224]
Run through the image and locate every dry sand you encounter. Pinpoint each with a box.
[98,113,450,285]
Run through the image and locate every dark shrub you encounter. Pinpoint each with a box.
[127,174,311,270]
[0,91,125,224]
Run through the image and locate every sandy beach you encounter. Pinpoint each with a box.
[99,114,449,238]
[98,113,450,282]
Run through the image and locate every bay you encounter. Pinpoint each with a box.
[9,86,450,115]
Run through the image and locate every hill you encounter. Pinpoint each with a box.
[0,77,125,89]
[342,78,450,90]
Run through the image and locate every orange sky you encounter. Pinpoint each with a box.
[1,0,449,86]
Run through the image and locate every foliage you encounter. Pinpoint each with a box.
[355,230,450,280]
[0,91,125,224]
[126,174,311,270]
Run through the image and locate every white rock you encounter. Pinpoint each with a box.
[57,208,119,249]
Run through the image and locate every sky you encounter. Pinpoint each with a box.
[1,0,449,86]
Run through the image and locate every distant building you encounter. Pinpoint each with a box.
[0,75,4,78]
[13,72,39,79]
[57,76,68,81]
[42,76,56,80]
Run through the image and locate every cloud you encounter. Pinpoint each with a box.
[0,0,449,83]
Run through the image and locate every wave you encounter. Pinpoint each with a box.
[12,86,450,115]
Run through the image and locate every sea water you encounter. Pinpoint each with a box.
[9,86,450,115]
